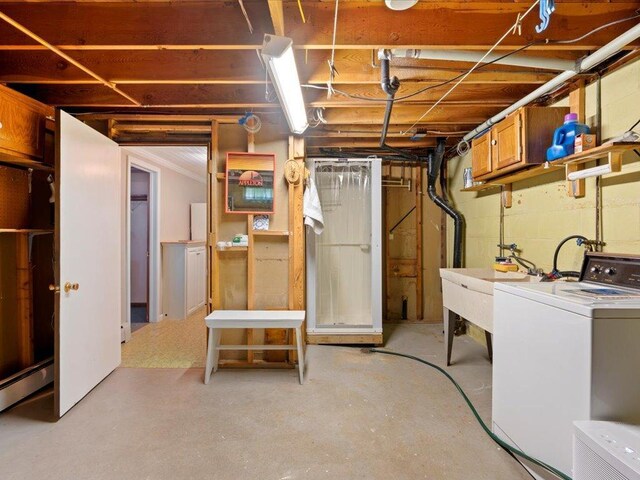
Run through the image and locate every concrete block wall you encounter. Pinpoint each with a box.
[447,57,640,273]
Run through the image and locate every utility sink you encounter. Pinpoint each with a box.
[440,268,541,296]
[439,268,542,365]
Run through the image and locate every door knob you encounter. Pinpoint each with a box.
[63,282,80,293]
[49,284,60,293]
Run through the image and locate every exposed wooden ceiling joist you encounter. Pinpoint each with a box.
[0,49,562,86]
[1,0,638,148]
[0,2,636,50]
[9,82,535,108]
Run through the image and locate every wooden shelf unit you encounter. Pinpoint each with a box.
[207,127,306,369]
[461,142,639,198]
[252,230,289,237]
[216,246,248,252]
[0,229,54,234]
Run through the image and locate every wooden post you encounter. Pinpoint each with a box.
[501,184,513,208]
[246,214,255,364]
[209,120,220,311]
[568,81,586,196]
[15,233,33,367]
[569,80,586,124]
[415,165,423,321]
[287,135,305,362]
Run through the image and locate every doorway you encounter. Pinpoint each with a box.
[123,155,161,343]
[130,167,151,332]
[121,146,207,367]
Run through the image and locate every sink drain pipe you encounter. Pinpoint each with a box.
[427,139,465,268]
[380,57,464,267]
[379,57,420,162]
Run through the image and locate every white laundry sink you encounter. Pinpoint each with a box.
[439,268,542,365]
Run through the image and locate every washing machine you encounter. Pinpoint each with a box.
[492,252,640,479]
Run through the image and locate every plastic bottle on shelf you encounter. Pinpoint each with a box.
[546,113,590,161]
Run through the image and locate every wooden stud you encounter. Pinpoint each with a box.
[569,80,586,124]
[267,0,285,36]
[415,166,424,321]
[246,214,255,364]
[501,184,512,209]
[566,164,585,198]
[209,121,221,311]
[287,135,306,362]
[15,233,33,367]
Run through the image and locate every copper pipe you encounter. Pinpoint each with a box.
[0,11,140,106]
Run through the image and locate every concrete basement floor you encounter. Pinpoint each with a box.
[0,324,532,480]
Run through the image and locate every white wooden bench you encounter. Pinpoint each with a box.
[204,310,306,385]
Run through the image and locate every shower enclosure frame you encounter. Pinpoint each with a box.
[305,158,382,336]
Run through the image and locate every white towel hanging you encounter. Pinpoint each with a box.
[303,177,324,235]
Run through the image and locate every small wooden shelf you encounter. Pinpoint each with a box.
[252,230,289,236]
[216,246,248,252]
[0,229,54,234]
[461,142,639,196]
[460,183,500,192]
[0,158,54,172]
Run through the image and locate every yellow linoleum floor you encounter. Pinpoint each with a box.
[121,306,207,368]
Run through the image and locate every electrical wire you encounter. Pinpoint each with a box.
[400,0,542,133]
[301,12,640,112]
[365,348,573,480]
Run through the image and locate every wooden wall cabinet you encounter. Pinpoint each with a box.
[471,107,568,182]
[162,241,206,320]
[0,85,53,165]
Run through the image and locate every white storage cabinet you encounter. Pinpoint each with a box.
[162,241,206,320]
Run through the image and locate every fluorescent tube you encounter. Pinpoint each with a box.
[261,35,308,135]
[567,164,612,181]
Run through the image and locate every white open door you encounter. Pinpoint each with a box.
[55,111,121,418]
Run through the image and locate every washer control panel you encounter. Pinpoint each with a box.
[581,253,640,289]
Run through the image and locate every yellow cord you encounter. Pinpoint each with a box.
[297,0,307,23]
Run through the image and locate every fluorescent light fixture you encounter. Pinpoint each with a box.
[261,35,308,135]
[567,163,612,181]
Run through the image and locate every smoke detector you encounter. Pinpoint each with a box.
[385,0,419,10]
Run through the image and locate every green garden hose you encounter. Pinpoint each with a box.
[365,348,572,480]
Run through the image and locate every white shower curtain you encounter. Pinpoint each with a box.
[314,161,373,327]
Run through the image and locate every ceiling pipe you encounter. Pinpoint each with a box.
[462,22,640,143]
[379,56,421,161]
[383,48,575,71]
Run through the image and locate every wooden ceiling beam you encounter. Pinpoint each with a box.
[305,137,437,148]
[304,125,472,138]
[267,1,285,37]
[306,83,541,106]
[9,83,275,107]
[0,2,636,49]
[0,49,561,85]
[74,114,242,123]
[321,105,503,125]
[10,82,534,108]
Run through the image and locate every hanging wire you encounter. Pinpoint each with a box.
[301,12,640,107]
[297,0,307,23]
[399,0,541,134]
[327,0,340,96]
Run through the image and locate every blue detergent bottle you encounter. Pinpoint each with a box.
[546,113,590,161]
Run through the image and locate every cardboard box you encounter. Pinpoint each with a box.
[575,134,596,153]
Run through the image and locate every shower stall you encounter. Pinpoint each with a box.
[306,158,382,340]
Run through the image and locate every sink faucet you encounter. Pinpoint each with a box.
[497,243,543,276]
